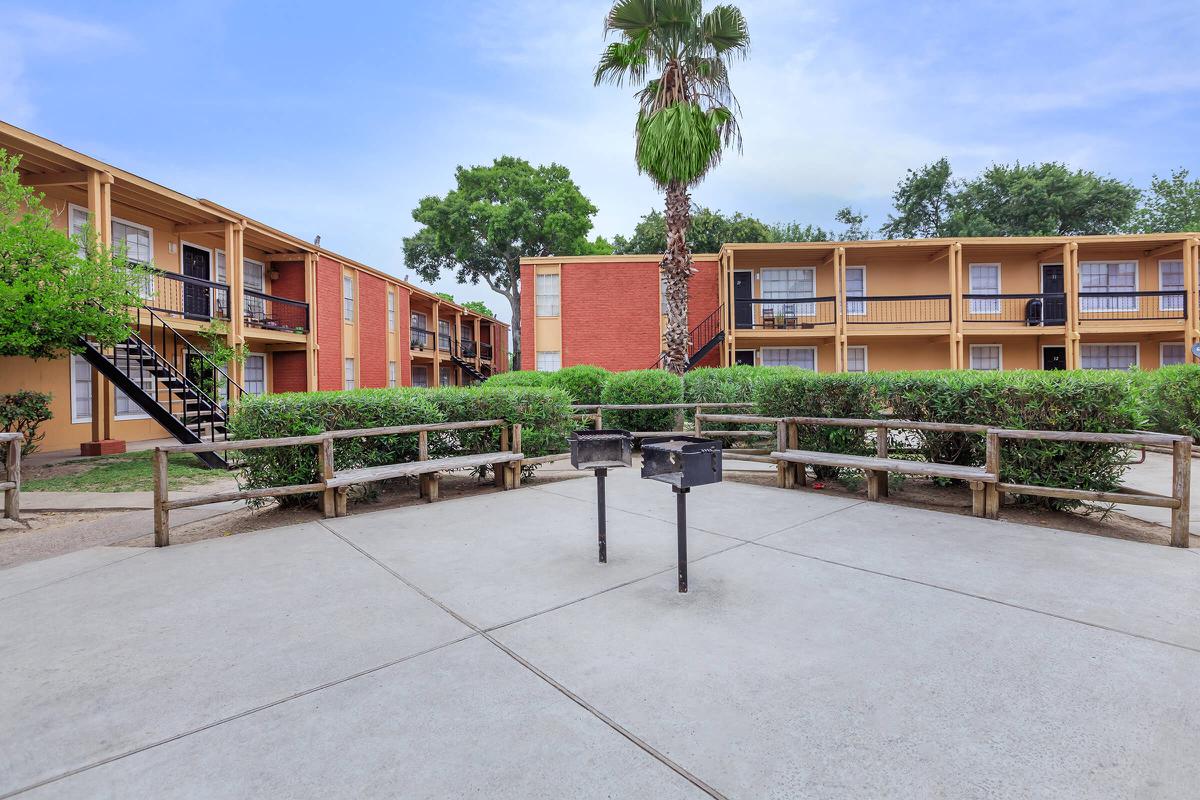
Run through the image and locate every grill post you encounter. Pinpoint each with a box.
[675,486,689,593]
[596,467,608,563]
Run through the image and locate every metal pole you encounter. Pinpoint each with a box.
[675,486,689,593]
[596,467,608,563]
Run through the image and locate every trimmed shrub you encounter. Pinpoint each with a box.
[482,371,551,390]
[0,390,53,455]
[684,366,785,447]
[1140,365,1200,439]
[599,369,684,434]
[419,386,575,461]
[547,364,611,405]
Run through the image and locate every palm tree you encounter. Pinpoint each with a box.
[595,0,750,374]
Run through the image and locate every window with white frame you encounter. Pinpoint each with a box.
[1080,262,1137,312]
[1080,344,1138,370]
[68,205,90,257]
[660,275,668,314]
[536,273,560,317]
[71,354,93,423]
[845,267,866,316]
[76,209,155,298]
[244,354,266,395]
[344,358,355,389]
[760,347,816,371]
[387,292,396,331]
[412,365,429,388]
[343,275,355,322]
[214,251,230,317]
[968,264,1000,314]
[1160,342,1186,366]
[440,365,452,387]
[1160,260,1184,311]
[536,351,561,372]
[846,345,867,373]
[761,268,815,317]
[388,361,397,387]
[243,258,266,320]
[969,344,1002,371]
[114,371,153,419]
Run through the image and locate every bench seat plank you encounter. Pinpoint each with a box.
[326,451,523,488]
[771,450,996,482]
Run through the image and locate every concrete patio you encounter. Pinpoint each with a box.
[2,466,1198,799]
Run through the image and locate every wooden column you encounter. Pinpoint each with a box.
[473,316,482,370]
[833,247,846,373]
[947,243,962,369]
[431,301,441,385]
[726,250,736,365]
[304,252,319,390]
[1171,439,1191,548]
[153,448,169,546]
[1065,242,1080,370]
[1185,239,1199,364]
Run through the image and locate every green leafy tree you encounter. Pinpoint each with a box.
[462,300,495,317]
[881,158,954,239]
[834,206,871,240]
[0,149,147,359]
[765,221,832,242]
[595,0,750,374]
[579,235,615,255]
[403,156,597,369]
[1131,168,1200,233]
[612,206,771,254]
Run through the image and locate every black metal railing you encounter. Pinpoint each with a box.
[410,328,434,349]
[844,294,951,325]
[460,339,477,359]
[481,342,494,361]
[734,296,836,329]
[962,293,1068,325]
[651,304,726,370]
[142,267,232,322]
[243,289,309,333]
[1077,291,1187,322]
[437,330,452,351]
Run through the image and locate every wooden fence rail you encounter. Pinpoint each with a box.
[1,431,22,521]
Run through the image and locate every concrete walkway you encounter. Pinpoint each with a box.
[1,467,1197,798]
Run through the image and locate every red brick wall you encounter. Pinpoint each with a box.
[315,256,343,390]
[519,262,536,371]
[271,261,305,300]
[357,272,387,388]
[689,257,722,368]
[272,351,308,393]
[561,259,661,371]
[397,287,412,386]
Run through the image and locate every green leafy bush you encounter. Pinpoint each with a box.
[547,364,611,405]
[599,369,684,433]
[0,390,52,455]
[482,371,551,390]
[1139,365,1200,439]
[683,366,783,446]
[418,386,575,462]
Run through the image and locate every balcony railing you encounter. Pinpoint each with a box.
[243,289,309,334]
[411,328,434,349]
[1077,291,1187,323]
[481,342,494,361]
[460,339,477,359]
[844,295,951,325]
[962,293,1068,326]
[437,331,452,351]
[734,296,837,329]
[142,268,231,322]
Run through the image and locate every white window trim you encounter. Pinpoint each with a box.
[1079,261,1139,313]
[1158,259,1185,312]
[760,267,817,318]
[344,357,356,389]
[535,350,562,373]
[1080,342,1140,370]
[112,214,155,264]
[67,203,91,256]
[1160,341,1187,367]
[846,345,868,372]
[343,275,355,323]
[969,343,1003,371]
[70,354,92,424]
[968,263,1001,314]
[388,360,397,387]
[759,345,818,371]
[387,291,396,332]
[535,272,561,318]
[244,354,267,396]
[844,266,867,316]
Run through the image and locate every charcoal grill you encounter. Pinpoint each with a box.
[568,429,633,563]
[640,436,724,592]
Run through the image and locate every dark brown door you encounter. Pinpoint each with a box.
[735,349,755,366]
[734,271,753,329]
[182,245,211,320]
[1041,264,1065,325]
[1042,346,1066,370]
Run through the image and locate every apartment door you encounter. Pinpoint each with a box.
[1041,264,1066,325]
[735,349,755,366]
[1042,346,1066,371]
[733,271,753,329]
[182,245,212,320]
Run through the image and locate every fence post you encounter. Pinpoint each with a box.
[788,421,805,487]
[775,421,791,489]
[594,410,602,430]
[3,434,20,521]
[495,426,508,489]
[870,425,889,499]
[694,405,703,437]
[1171,439,1191,548]
[153,448,169,547]
[674,407,685,433]
[419,429,432,497]
[320,436,337,518]
[509,423,523,489]
[984,432,1001,519]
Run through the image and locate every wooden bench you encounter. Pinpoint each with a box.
[1,431,21,521]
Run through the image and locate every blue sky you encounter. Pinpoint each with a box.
[2,0,1198,323]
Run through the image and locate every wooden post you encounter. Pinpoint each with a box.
[788,421,805,487]
[872,424,889,499]
[969,480,985,518]
[1171,439,1191,548]
[419,430,431,496]
[336,486,349,515]
[594,411,602,430]
[674,407,685,432]
[984,432,1001,519]
[425,473,440,502]
[153,448,169,547]
[775,421,790,489]
[320,436,336,518]
[3,435,19,521]
[494,426,508,489]
[694,406,703,437]
[509,423,523,489]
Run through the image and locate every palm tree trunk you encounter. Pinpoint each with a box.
[661,180,692,375]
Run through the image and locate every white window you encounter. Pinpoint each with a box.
[846,345,867,373]
[1161,343,1186,367]
[968,264,1000,314]
[536,273,560,317]
[83,211,155,298]
[387,291,396,331]
[68,204,90,257]
[343,275,355,322]
[536,351,561,372]
[213,250,230,317]
[388,361,397,387]
[1080,262,1137,312]
[761,347,817,370]
[437,319,452,350]
[845,267,866,316]
[71,354,93,423]
[1159,260,1185,311]
[660,275,668,314]
[761,268,815,317]
[1081,344,1138,370]
[344,358,355,389]
[969,344,1002,371]
[245,355,266,395]
[440,365,452,387]
[412,366,429,388]
[243,258,266,320]
[114,373,153,419]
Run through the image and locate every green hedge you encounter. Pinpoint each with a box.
[599,369,683,433]
[227,386,574,506]
[484,365,612,405]
[1139,365,1200,439]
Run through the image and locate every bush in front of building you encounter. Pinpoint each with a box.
[547,364,611,405]
[483,371,552,390]
[599,369,684,434]
[683,366,786,447]
[419,385,576,463]
[0,390,53,455]
[1138,364,1200,439]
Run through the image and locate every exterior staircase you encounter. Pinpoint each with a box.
[450,340,486,384]
[77,306,243,469]
[651,304,726,372]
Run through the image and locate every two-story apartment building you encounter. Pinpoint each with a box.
[521,234,1198,374]
[0,122,508,457]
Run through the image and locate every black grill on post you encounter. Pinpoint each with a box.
[640,435,723,592]
[568,429,633,564]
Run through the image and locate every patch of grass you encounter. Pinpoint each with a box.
[23,450,229,493]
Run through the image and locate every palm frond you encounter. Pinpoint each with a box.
[605,0,657,35]
[594,38,650,86]
[700,5,749,55]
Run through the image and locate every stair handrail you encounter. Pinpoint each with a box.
[649,303,725,369]
[137,304,246,401]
